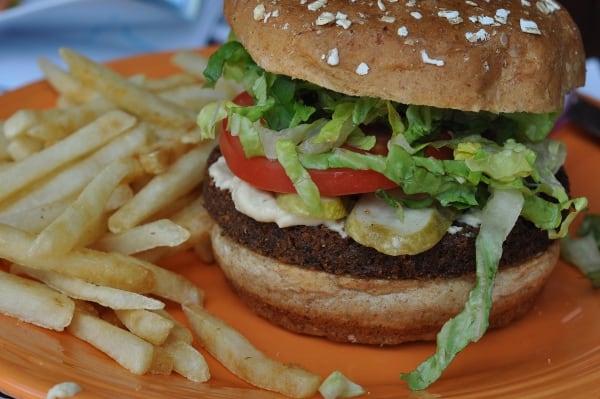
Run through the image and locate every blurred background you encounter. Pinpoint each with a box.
[0,0,597,96]
[0,0,229,92]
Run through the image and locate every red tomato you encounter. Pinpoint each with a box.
[424,145,453,160]
[423,131,453,160]
[219,129,398,196]
[219,92,398,196]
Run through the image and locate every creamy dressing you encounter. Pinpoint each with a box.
[209,156,346,235]
[458,210,482,227]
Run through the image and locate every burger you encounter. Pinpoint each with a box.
[198,0,587,389]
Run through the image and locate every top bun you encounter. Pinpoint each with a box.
[224,0,585,113]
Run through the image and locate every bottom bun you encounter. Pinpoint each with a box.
[211,224,559,345]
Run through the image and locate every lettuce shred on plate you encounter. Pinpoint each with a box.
[197,39,588,390]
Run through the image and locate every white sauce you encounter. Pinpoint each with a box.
[209,156,346,236]
[458,209,482,227]
[46,382,82,399]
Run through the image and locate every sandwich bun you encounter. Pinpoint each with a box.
[225,0,585,112]
[211,224,559,345]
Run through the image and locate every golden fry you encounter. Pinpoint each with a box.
[0,269,74,331]
[38,57,98,104]
[11,264,165,311]
[6,135,43,161]
[183,303,322,399]
[0,110,136,204]
[163,340,210,382]
[108,142,215,233]
[135,259,204,305]
[60,48,197,129]
[27,97,114,145]
[115,308,174,346]
[0,123,149,217]
[68,309,155,375]
[93,219,190,255]
[0,223,154,292]
[29,158,141,257]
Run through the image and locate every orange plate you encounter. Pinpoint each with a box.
[0,50,599,399]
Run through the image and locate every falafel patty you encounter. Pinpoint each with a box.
[203,148,558,281]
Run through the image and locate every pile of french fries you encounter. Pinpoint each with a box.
[0,49,357,399]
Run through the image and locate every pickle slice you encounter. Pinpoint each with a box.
[345,193,452,255]
[276,193,348,220]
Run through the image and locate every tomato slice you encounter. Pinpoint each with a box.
[219,92,398,196]
[219,130,398,196]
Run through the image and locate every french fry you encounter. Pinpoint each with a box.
[183,303,322,399]
[0,46,279,387]
[0,223,154,292]
[6,135,44,161]
[10,136,44,159]
[26,97,114,145]
[158,84,228,111]
[163,339,210,382]
[0,197,72,234]
[60,48,197,129]
[169,51,209,79]
[0,269,75,331]
[0,122,10,161]
[11,264,165,310]
[108,142,215,233]
[92,219,190,255]
[137,138,189,175]
[154,309,194,344]
[105,183,134,212]
[29,158,142,257]
[135,259,204,305]
[38,57,99,104]
[3,108,60,139]
[114,309,174,346]
[0,123,150,217]
[138,197,214,263]
[135,72,198,92]
[67,309,155,375]
[71,213,109,250]
[149,345,174,375]
[0,110,137,204]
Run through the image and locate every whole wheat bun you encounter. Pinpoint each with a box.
[211,224,559,345]
[224,0,585,113]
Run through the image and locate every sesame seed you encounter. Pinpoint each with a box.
[308,0,327,11]
[438,10,463,24]
[495,9,510,24]
[410,11,422,19]
[397,26,409,37]
[536,0,560,14]
[465,28,491,42]
[356,62,370,75]
[327,48,340,66]
[337,18,352,29]
[420,49,445,66]
[520,18,541,34]
[253,4,266,21]
[316,11,336,25]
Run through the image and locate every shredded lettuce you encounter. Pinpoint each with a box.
[319,371,366,399]
[578,214,600,246]
[275,140,323,216]
[401,189,524,389]
[560,213,600,288]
